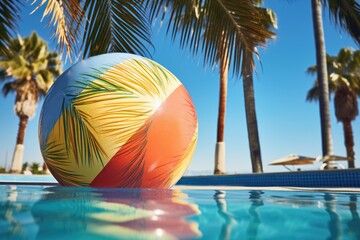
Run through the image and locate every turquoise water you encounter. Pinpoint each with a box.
[0,184,359,239]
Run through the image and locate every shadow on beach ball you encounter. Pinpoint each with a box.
[38,53,198,188]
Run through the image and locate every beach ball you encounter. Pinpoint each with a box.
[38,53,198,188]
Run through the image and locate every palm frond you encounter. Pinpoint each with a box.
[2,81,18,96]
[0,69,10,81]
[325,0,360,46]
[306,81,321,102]
[307,65,318,75]
[0,0,22,55]
[31,0,85,61]
[82,0,152,58]
[307,47,360,101]
[148,0,275,77]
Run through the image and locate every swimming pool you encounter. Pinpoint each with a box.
[1,183,359,239]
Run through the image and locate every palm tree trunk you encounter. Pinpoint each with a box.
[243,50,263,173]
[342,120,355,168]
[214,52,229,175]
[10,116,28,173]
[16,116,28,145]
[311,0,334,166]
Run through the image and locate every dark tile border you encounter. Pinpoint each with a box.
[177,169,360,188]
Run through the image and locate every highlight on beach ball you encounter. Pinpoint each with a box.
[38,53,198,188]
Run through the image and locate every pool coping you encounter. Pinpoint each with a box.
[1,169,360,191]
[0,182,359,193]
[174,185,360,193]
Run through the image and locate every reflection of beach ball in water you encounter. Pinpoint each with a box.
[38,53,198,188]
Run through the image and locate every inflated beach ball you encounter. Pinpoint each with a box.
[39,53,198,188]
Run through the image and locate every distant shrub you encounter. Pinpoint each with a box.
[22,162,29,173]
[30,162,47,175]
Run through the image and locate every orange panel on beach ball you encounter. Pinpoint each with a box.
[38,53,198,188]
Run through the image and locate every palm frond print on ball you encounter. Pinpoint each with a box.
[39,53,198,188]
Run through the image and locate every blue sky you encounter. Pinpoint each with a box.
[0,1,358,174]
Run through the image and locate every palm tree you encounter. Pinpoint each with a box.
[147,0,275,174]
[307,48,360,168]
[311,0,334,166]
[242,5,277,173]
[214,35,229,174]
[215,3,276,174]
[310,0,360,168]
[0,32,62,173]
[242,49,264,173]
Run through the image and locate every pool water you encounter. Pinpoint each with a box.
[0,185,359,239]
